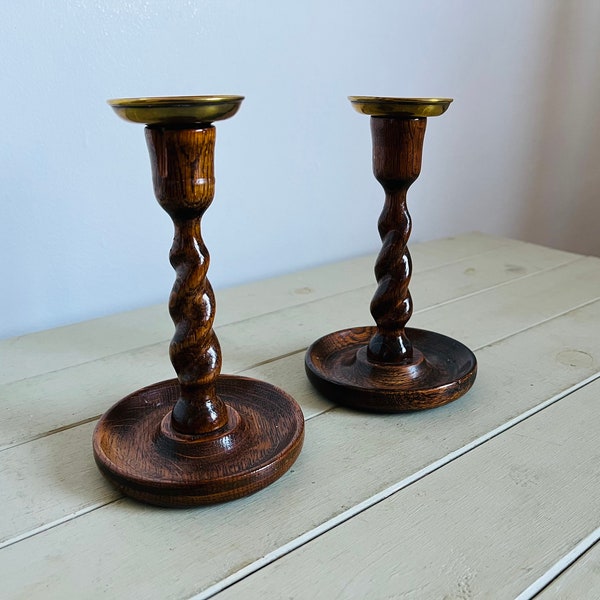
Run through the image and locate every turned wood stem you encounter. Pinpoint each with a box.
[145,125,227,435]
[367,117,426,364]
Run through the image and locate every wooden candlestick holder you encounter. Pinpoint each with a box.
[93,96,304,506]
[305,97,477,412]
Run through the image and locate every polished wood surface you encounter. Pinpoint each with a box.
[147,126,225,434]
[306,104,477,411]
[367,117,425,363]
[2,234,599,598]
[93,116,303,506]
[306,326,476,411]
[93,375,304,506]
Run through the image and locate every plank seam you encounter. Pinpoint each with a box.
[1,252,585,394]
[0,498,121,550]
[1,243,577,388]
[416,256,586,314]
[515,527,600,600]
[3,294,599,453]
[189,372,600,600]
[0,348,308,453]
[477,296,600,351]
[0,414,103,453]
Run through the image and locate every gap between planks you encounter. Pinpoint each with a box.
[2,295,600,550]
[0,251,588,439]
[3,276,598,455]
[414,256,585,314]
[1,232,510,385]
[1,296,599,596]
[0,235,576,388]
[515,528,600,600]
[191,371,600,600]
[0,500,120,551]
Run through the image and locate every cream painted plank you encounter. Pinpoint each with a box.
[535,540,600,600]
[216,256,599,376]
[409,256,600,346]
[0,249,593,450]
[215,381,600,600]
[0,421,115,548]
[409,231,513,267]
[1,232,511,385]
[1,300,598,597]
[409,237,579,310]
[0,353,329,547]
[0,251,378,386]
[0,258,368,386]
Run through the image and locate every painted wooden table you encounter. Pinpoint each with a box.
[1,233,599,599]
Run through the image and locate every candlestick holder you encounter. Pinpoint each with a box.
[305,97,477,412]
[93,96,304,506]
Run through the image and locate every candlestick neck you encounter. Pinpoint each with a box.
[367,117,427,364]
[146,125,227,435]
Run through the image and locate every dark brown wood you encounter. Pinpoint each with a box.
[306,327,476,412]
[93,376,304,506]
[368,117,426,363]
[305,114,477,412]
[93,123,304,506]
[147,126,225,435]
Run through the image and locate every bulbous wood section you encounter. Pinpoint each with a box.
[93,112,304,505]
[305,100,477,412]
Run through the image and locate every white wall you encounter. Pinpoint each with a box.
[2,0,599,339]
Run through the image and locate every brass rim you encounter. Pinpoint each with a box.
[348,96,453,118]
[107,95,244,108]
[108,95,244,126]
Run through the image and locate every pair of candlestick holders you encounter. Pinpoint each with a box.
[92,95,477,507]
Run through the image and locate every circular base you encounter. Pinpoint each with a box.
[93,375,304,507]
[305,327,476,412]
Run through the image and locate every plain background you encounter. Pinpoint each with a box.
[2,0,599,339]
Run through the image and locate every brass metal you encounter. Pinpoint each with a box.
[108,95,244,126]
[348,96,453,118]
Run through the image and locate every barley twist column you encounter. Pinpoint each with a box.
[146,125,226,434]
[93,96,304,506]
[305,97,477,412]
[367,117,426,364]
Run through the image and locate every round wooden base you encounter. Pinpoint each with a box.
[93,375,304,507]
[305,327,476,412]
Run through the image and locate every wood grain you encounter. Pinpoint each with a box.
[0,233,550,386]
[306,115,479,411]
[367,118,426,363]
[2,295,599,595]
[93,124,303,506]
[214,378,600,599]
[1,251,596,451]
[93,376,304,506]
[537,540,600,599]
[145,126,225,434]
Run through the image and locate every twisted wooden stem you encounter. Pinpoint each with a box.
[367,117,426,364]
[146,125,226,435]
